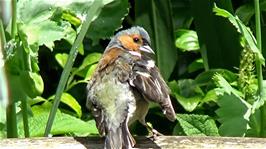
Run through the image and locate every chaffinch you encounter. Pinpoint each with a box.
[86,26,176,149]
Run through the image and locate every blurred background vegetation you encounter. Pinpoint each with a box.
[0,0,265,139]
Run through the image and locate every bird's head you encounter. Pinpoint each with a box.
[108,26,154,57]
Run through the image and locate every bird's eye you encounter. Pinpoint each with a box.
[133,37,140,43]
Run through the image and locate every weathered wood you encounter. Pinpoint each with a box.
[1,136,266,149]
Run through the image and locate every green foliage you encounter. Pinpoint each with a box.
[175,29,199,52]
[18,103,98,137]
[1,0,266,140]
[216,93,250,136]
[174,114,219,136]
[135,0,177,80]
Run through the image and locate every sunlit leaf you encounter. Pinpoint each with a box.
[175,114,219,136]
[18,104,98,137]
[175,29,199,52]
[55,53,68,68]
[49,93,82,118]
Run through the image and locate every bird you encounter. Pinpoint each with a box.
[86,26,176,149]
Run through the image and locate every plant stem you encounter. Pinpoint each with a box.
[6,0,18,138]
[254,0,266,137]
[0,19,6,48]
[11,0,16,39]
[44,0,103,137]
[21,97,30,137]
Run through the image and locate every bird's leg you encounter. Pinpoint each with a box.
[140,121,163,141]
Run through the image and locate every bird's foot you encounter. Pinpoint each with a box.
[146,122,163,141]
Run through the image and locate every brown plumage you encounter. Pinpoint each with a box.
[86,26,176,149]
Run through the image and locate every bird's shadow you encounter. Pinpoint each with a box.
[74,136,161,149]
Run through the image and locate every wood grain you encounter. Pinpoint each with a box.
[1,136,266,149]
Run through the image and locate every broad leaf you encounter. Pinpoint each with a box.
[175,114,219,136]
[169,80,203,112]
[55,53,69,68]
[18,104,98,137]
[49,93,82,118]
[175,29,199,52]
[87,0,129,44]
[216,93,251,136]
[20,71,44,98]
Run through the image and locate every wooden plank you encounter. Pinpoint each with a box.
[1,136,266,149]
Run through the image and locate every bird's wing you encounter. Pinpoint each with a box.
[86,80,106,136]
[130,58,176,121]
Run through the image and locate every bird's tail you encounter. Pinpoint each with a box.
[105,121,135,149]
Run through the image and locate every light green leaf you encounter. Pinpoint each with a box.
[85,64,98,80]
[79,53,102,71]
[55,53,69,68]
[175,29,199,52]
[18,104,98,137]
[201,88,223,103]
[49,93,82,118]
[175,114,219,136]
[216,93,251,136]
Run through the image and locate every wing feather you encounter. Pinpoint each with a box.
[131,58,176,121]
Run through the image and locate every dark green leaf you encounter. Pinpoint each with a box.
[135,0,177,80]
[195,69,237,87]
[213,6,265,65]
[192,0,242,70]
[216,93,251,136]
[169,80,203,112]
[87,0,129,44]
[20,71,44,98]
[188,58,204,73]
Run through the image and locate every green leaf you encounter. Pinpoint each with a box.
[18,104,98,137]
[79,53,102,71]
[171,0,193,29]
[20,21,76,50]
[188,58,204,73]
[20,71,44,98]
[49,93,82,118]
[216,93,251,136]
[191,0,241,71]
[85,64,98,80]
[169,80,203,112]
[55,53,69,68]
[175,114,219,136]
[235,3,254,24]
[135,0,177,80]
[73,53,101,79]
[212,73,243,98]
[213,5,265,65]
[175,29,199,52]
[195,69,237,87]
[87,0,129,44]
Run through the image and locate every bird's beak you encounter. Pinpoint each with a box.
[140,45,155,54]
